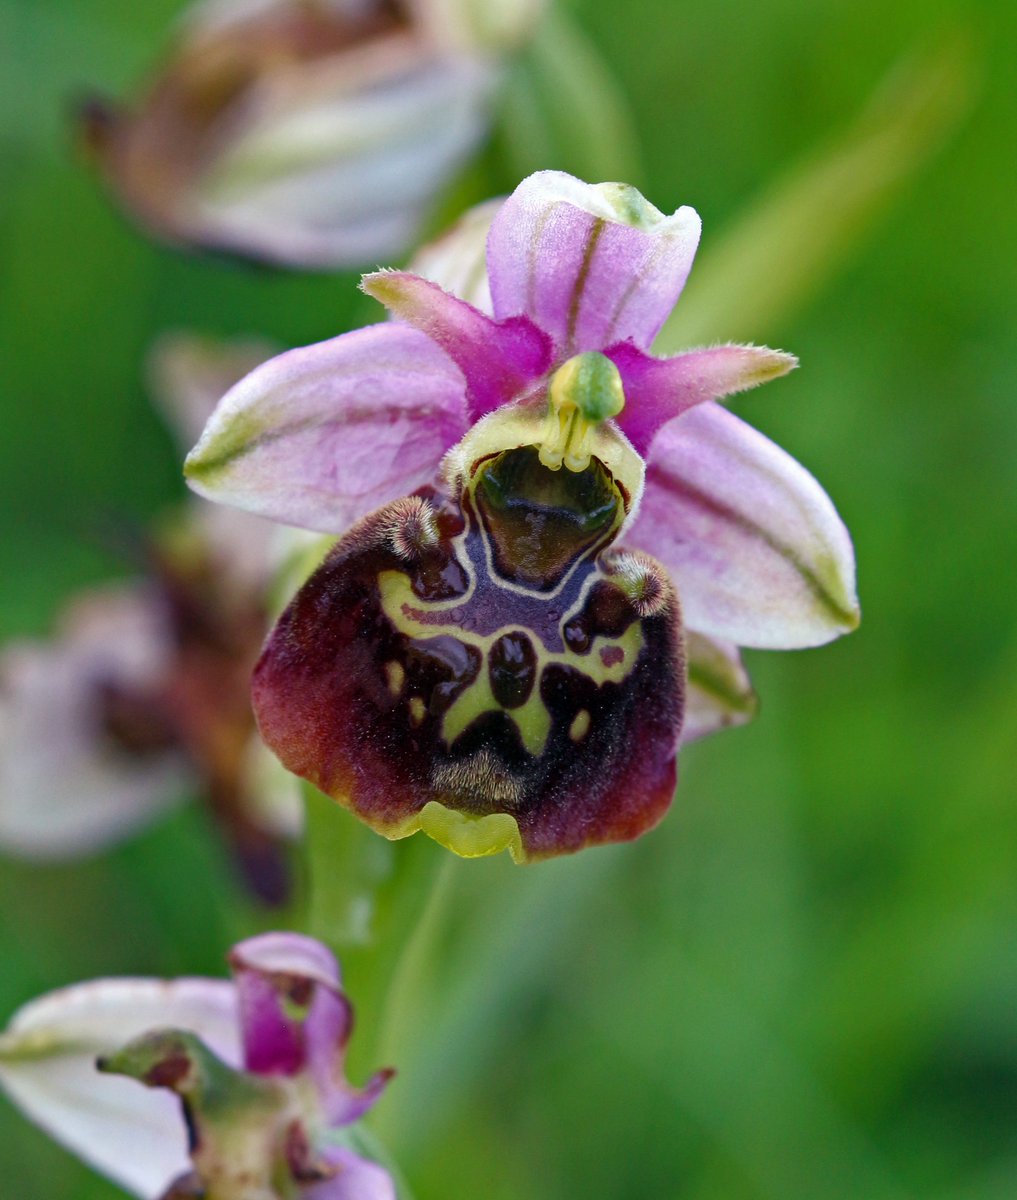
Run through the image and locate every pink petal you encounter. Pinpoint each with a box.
[361,271,551,421]
[304,1147,396,1200]
[0,585,190,860]
[230,933,349,1078]
[630,404,859,649]
[228,933,391,1128]
[0,978,239,1200]
[681,632,757,744]
[486,170,701,355]
[188,52,496,270]
[608,341,798,456]
[84,0,498,272]
[185,323,469,534]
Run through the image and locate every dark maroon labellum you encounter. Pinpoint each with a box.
[254,445,685,861]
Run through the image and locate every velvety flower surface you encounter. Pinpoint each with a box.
[79,0,544,269]
[0,335,300,901]
[186,170,858,862]
[0,934,394,1200]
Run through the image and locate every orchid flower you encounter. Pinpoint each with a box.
[79,0,545,269]
[0,336,301,902]
[185,170,859,863]
[0,933,395,1200]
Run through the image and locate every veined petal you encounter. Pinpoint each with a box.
[630,404,859,649]
[82,0,505,270]
[682,631,757,743]
[486,170,701,354]
[185,323,468,534]
[229,934,391,1127]
[305,1147,397,1200]
[0,586,190,860]
[362,271,552,421]
[0,978,239,1200]
[608,341,798,456]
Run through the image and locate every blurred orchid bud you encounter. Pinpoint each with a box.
[79,0,545,269]
[0,334,305,906]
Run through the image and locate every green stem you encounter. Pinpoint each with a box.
[303,783,393,953]
[373,851,458,1069]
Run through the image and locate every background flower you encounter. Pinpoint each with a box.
[78,0,546,268]
[0,933,395,1200]
[0,335,302,902]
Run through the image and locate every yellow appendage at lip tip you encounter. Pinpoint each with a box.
[417,801,524,862]
[539,351,626,474]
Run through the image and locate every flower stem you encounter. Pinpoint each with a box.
[371,850,459,1114]
[303,782,394,952]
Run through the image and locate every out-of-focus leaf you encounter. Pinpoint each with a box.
[496,5,643,185]
[584,941,913,1200]
[656,34,977,350]
[370,848,621,1152]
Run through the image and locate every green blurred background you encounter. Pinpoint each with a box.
[2,0,1016,1197]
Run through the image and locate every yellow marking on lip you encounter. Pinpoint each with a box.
[384,660,405,696]
[408,696,426,726]
[378,569,643,756]
[368,801,524,862]
[442,663,552,758]
[569,709,591,742]
[418,802,523,860]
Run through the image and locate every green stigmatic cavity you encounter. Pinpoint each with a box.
[253,385,685,863]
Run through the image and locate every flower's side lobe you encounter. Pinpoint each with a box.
[185,324,470,534]
[630,403,860,648]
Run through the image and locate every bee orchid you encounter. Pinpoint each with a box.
[185,171,859,862]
